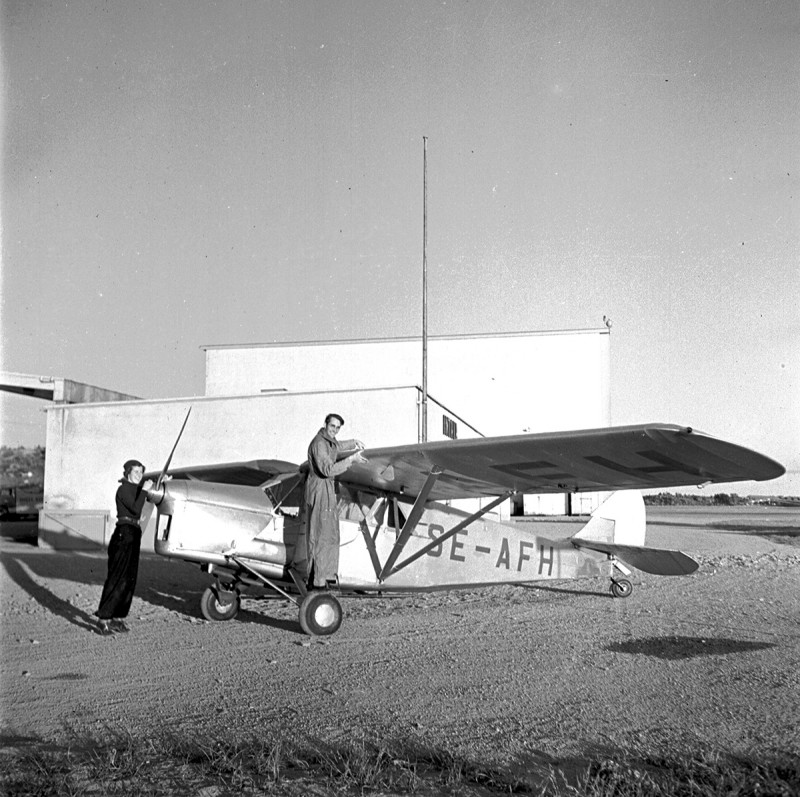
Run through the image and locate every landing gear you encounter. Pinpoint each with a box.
[198,559,345,636]
[298,591,343,636]
[610,578,633,598]
[609,556,634,598]
[200,585,241,621]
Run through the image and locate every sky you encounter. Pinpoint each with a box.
[1,0,798,496]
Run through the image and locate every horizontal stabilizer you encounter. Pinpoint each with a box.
[572,541,699,576]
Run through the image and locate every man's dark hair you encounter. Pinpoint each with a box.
[325,413,345,426]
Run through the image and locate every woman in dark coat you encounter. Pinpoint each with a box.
[94,459,153,635]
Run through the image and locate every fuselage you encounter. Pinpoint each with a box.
[151,479,613,591]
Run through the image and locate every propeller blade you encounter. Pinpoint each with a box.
[156,407,192,489]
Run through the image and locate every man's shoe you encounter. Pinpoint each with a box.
[96,620,113,636]
[110,619,130,633]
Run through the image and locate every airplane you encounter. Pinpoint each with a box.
[144,416,785,636]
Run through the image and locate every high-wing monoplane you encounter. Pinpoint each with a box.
[145,420,784,636]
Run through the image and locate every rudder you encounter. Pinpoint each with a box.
[571,490,646,546]
[570,491,699,576]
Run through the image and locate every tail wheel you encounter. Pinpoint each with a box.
[298,592,343,636]
[200,586,241,621]
[610,579,633,599]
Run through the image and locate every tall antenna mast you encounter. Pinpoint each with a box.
[422,135,428,443]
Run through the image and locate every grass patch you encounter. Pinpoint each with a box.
[1,727,798,796]
[574,749,800,796]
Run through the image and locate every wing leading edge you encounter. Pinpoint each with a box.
[145,460,299,487]
[339,424,785,501]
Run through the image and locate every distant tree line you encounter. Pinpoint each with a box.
[644,492,796,507]
[0,446,45,486]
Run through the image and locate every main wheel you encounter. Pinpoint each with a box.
[298,592,343,636]
[610,578,633,599]
[200,586,241,621]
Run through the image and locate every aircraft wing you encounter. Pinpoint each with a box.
[145,459,299,487]
[340,424,785,501]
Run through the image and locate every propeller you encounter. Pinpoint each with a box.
[145,407,192,508]
[156,407,192,489]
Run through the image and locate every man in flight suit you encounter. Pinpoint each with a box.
[304,413,366,589]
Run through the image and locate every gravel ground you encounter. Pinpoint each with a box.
[1,508,799,772]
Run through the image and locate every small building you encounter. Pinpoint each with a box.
[0,371,141,404]
[30,328,610,550]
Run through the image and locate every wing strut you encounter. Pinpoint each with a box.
[358,520,384,580]
[378,467,443,580]
[384,491,513,580]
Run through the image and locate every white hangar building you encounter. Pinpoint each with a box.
[36,328,610,550]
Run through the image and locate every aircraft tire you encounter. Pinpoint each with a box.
[610,579,633,599]
[200,586,241,621]
[298,592,343,636]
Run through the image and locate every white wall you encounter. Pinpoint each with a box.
[41,387,472,549]
[204,329,610,436]
[40,330,611,548]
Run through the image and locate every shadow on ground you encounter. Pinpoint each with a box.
[0,541,308,635]
[604,635,777,660]
[520,581,611,599]
[0,544,210,629]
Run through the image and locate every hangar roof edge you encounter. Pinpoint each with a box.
[42,384,430,411]
[200,327,610,351]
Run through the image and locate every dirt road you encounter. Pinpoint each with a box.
[2,508,799,770]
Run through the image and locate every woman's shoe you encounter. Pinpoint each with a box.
[110,619,130,633]
[96,620,113,636]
